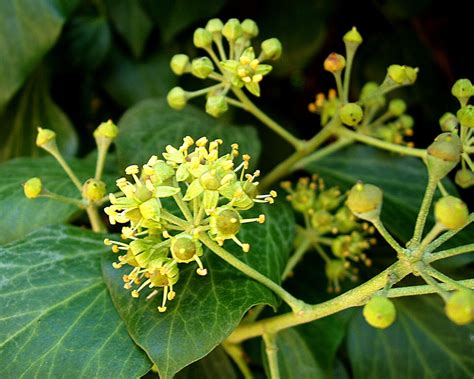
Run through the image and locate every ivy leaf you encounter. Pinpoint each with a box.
[0,156,113,245]
[175,346,237,378]
[115,98,261,169]
[102,202,295,378]
[102,52,177,108]
[262,328,325,378]
[0,69,78,161]
[0,225,151,377]
[106,0,152,58]
[0,0,79,110]
[306,145,473,253]
[346,296,474,378]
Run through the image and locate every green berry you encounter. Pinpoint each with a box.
[363,296,396,329]
[388,99,406,116]
[167,87,188,110]
[340,103,363,126]
[426,132,462,180]
[191,57,214,79]
[456,105,474,127]
[445,289,474,325]
[23,177,42,199]
[434,196,469,230]
[193,28,212,48]
[439,112,458,132]
[170,54,190,76]
[205,95,228,118]
[346,183,383,220]
[261,38,282,60]
[82,179,106,202]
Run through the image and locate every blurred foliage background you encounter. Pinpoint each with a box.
[1,0,472,166]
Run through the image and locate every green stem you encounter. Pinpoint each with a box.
[94,143,109,180]
[86,205,106,232]
[418,270,449,301]
[424,266,469,291]
[188,83,226,98]
[411,176,437,247]
[50,150,83,191]
[371,218,404,255]
[231,87,302,149]
[293,138,354,170]
[334,72,344,102]
[225,96,246,109]
[426,213,474,253]
[222,342,253,379]
[260,119,340,190]
[414,223,445,260]
[226,261,412,343]
[342,47,356,103]
[336,127,427,158]
[40,192,85,208]
[427,243,474,263]
[263,333,280,379]
[161,209,188,229]
[199,233,308,313]
[173,192,194,222]
[385,279,474,298]
[313,242,331,263]
[281,238,312,279]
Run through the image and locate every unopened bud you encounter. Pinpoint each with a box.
[23,177,43,199]
[363,296,396,329]
[347,183,383,221]
[434,196,469,230]
[261,38,282,61]
[340,103,364,126]
[193,28,212,48]
[191,57,214,79]
[388,99,406,116]
[451,79,473,105]
[206,18,224,34]
[324,53,346,73]
[343,26,363,47]
[205,95,228,118]
[387,65,418,85]
[439,112,458,132]
[36,128,57,150]
[82,179,107,202]
[241,19,259,38]
[456,105,474,128]
[167,87,188,110]
[170,54,190,75]
[455,169,474,189]
[445,289,474,325]
[426,133,462,181]
[94,120,118,141]
[222,19,242,41]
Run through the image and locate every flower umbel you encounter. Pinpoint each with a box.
[104,137,274,311]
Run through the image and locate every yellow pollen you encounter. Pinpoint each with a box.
[125,165,139,175]
[230,217,238,223]
[240,56,251,65]
[252,74,263,83]
[112,245,120,253]
[112,262,122,269]
[242,76,251,83]
[270,190,277,197]
[158,306,167,312]
[197,268,208,276]
[242,243,250,252]
[250,59,259,70]
[168,291,176,300]
[238,68,247,77]
[258,214,266,223]
[131,290,139,298]
[196,137,208,147]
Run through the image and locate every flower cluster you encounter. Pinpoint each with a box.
[104,137,275,311]
[281,176,375,292]
[438,78,474,188]
[167,18,282,117]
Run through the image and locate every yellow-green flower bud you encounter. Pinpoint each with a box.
[451,78,473,104]
[167,87,188,110]
[23,177,42,199]
[222,18,242,41]
[399,114,414,129]
[455,169,474,189]
[325,260,345,280]
[439,112,458,132]
[206,18,224,34]
[261,38,282,61]
[347,183,383,221]
[340,103,363,126]
[241,19,259,38]
[193,27,212,48]
[94,120,119,141]
[324,53,346,73]
[388,99,406,116]
[170,54,190,76]
[82,178,107,202]
[343,26,363,46]
[426,133,462,181]
[363,296,396,329]
[456,105,474,127]
[360,81,385,108]
[36,128,57,149]
[434,196,469,230]
[387,65,418,85]
[191,57,214,79]
[205,95,228,118]
[445,289,474,325]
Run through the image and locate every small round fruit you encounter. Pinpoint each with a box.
[363,296,396,329]
[445,290,474,325]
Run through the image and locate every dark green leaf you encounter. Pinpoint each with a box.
[306,145,473,256]
[0,69,78,161]
[115,98,261,169]
[102,52,177,108]
[0,225,151,377]
[143,0,226,43]
[64,15,111,70]
[262,328,325,379]
[175,346,237,378]
[0,0,79,110]
[346,296,474,379]
[106,0,152,58]
[102,202,295,378]
[0,156,112,245]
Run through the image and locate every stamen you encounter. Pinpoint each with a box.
[231,235,250,252]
